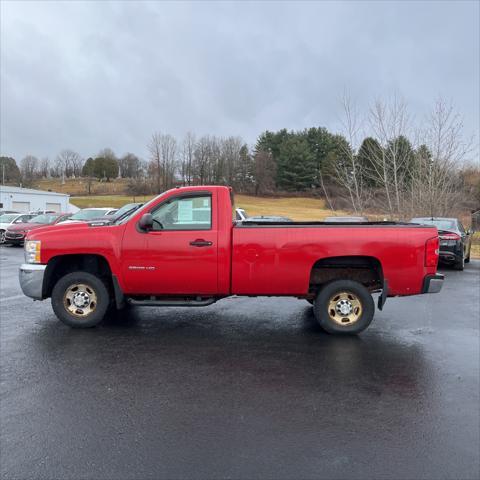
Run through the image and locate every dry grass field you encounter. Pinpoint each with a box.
[70,193,345,220]
[35,178,130,196]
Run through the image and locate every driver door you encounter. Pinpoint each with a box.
[121,192,218,296]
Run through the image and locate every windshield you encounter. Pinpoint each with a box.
[0,214,19,223]
[115,203,139,217]
[28,214,59,224]
[70,209,109,220]
[411,218,457,231]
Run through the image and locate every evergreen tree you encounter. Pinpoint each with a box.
[0,156,21,183]
[357,137,383,186]
[276,136,316,191]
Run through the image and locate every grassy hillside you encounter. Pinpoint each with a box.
[70,193,344,221]
[34,178,130,196]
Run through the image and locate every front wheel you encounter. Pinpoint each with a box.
[0,230,5,244]
[313,280,375,335]
[51,272,110,328]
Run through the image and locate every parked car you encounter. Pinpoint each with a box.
[325,216,369,222]
[0,213,36,244]
[20,186,443,334]
[410,217,472,270]
[0,210,20,215]
[235,208,292,223]
[29,210,56,215]
[59,207,117,224]
[89,203,144,225]
[235,208,248,221]
[5,213,72,245]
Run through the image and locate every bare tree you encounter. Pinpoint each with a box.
[367,95,413,218]
[254,150,276,195]
[335,93,366,214]
[148,133,177,192]
[221,136,243,188]
[193,136,212,185]
[56,149,83,183]
[409,98,473,217]
[20,155,39,185]
[180,132,196,185]
[118,153,141,178]
[39,157,50,178]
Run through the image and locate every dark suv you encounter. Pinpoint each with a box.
[410,217,473,270]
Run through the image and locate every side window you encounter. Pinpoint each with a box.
[151,195,211,231]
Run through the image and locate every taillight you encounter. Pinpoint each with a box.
[439,233,460,241]
[425,237,439,267]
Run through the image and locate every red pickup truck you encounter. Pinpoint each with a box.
[19,186,443,334]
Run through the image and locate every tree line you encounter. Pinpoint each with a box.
[1,96,478,219]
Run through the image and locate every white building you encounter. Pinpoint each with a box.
[0,186,78,213]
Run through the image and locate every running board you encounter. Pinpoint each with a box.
[126,297,217,307]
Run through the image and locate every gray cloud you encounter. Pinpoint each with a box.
[1,0,478,161]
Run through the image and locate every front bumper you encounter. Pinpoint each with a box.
[19,264,46,300]
[5,232,26,244]
[422,273,444,294]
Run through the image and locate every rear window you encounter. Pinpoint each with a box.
[411,219,456,231]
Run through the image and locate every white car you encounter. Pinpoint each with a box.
[235,208,248,221]
[0,213,37,244]
[59,208,117,224]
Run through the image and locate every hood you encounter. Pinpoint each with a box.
[8,222,49,232]
[26,219,114,241]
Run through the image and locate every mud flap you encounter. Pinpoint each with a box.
[378,279,388,311]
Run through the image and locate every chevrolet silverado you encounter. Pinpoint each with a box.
[19,186,443,334]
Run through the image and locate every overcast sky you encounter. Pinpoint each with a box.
[1,0,479,161]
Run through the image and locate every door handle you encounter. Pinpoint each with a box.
[190,239,213,247]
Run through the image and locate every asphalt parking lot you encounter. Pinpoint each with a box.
[1,245,479,480]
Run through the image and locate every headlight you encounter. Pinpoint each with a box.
[25,240,41,264]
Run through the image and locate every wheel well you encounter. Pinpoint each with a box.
[309,256,384,295]
[43,254,113,298]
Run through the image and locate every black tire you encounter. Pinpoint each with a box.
[453,255,464,270]
[51,271,110,328]
[313,280,375,335]
[306,299,315,305]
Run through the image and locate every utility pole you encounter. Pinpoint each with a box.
[2,163,4,185]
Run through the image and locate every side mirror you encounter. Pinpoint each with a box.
[138,213,153,231]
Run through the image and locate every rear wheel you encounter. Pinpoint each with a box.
[51,272,110,328]
[453,255,465,270]
[313,280,375,335]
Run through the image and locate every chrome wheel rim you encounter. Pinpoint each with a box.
[0,231,5,244]
[327,291,362,326]
[63,283,97,317]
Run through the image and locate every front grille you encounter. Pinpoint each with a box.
[6,233,24,239]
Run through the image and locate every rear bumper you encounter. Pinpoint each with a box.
[439,248,461,264]
[422,273,444,294]
[19,264,46,300]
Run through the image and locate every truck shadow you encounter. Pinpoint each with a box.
[32,300,432,402]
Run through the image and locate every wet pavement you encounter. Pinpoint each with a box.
[1,245,479,480]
